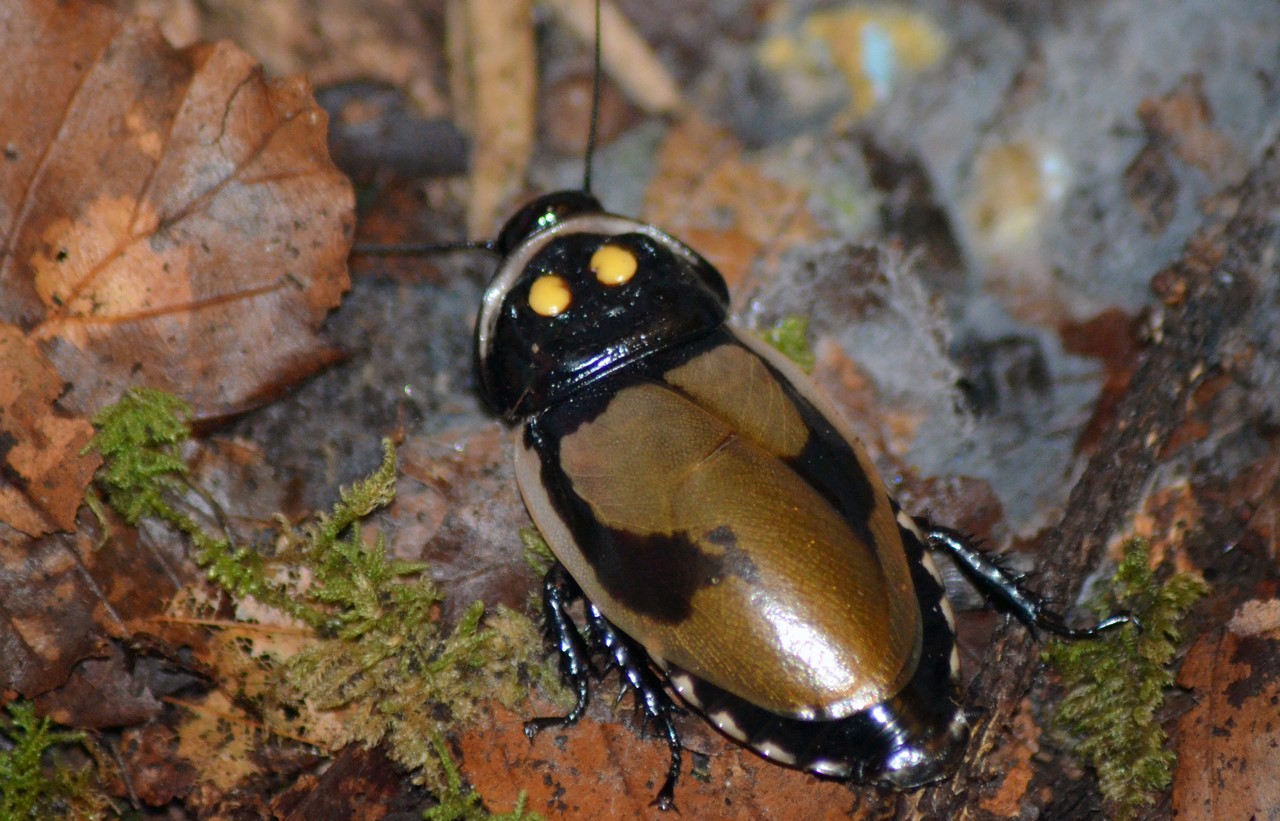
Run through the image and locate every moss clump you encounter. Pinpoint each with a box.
[518,526,556,577]
[0,701,109,820]
[1042,539,1207,820]
[761,315,817,372]
[84,387,191,525]
[86,388,312,622]
[86,389,553,819]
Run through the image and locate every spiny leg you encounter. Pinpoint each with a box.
[583,601,683,811]
[524,563,594,738]
[923,524,1134,639]
[524,563,684,810]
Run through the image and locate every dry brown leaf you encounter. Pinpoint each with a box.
[459,704,860,820]
[1137,76,1247,188]
[270,743,406,820]
[34,642,162,729]
[171,689,270,795]
[175,0,451,120]
[0,0,353,421]
[146,610,330,808]
[117,721,199,808]
[1173,600,1280,820]
[0,322,99,537]
[0,508,192,703]
[394,423,534,619]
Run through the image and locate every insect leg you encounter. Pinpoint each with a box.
[583,602,683,812]
[923,524,1135,639]
[524,562,595,738]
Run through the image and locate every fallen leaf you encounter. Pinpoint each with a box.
[171,689,268,796]
[117,721,199,807]
[394,423,535,620]
[34,642,163,729]
[189,0,451,121]
[271,743,409,820]
[0,507,192,701]
[1136,76,1246,188]
[459,704,861,821]
[0,322,99,537]
[0,0,353,421]
[1173,599,1280,820]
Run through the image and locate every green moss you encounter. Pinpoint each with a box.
[518,526,555,577]
[86,390,557,816]
[1042,539,1207,820]
[761,315,816,372]
[279,573,554,793]
[0,702,109,820]
[270,443,562,794]
[84,387,192,525]
[275,439,416,635]
[86,388,312,623]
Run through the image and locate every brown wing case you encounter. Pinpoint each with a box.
[515,333,922,720]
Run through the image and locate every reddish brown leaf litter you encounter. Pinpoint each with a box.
[115,721,199,808]
[394,424,535,617]
[269,743,412,821]
[0,507,191,703]
[459,704,860,820]
[1173,600,1280,820]
[0,323,98,537]
[0,0,354,422]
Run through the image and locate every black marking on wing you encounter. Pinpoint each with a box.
[524,330,886,625]
[526,382,728,623]
[703,525,762,585]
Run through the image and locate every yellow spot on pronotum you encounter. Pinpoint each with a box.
[590,244,638,286]
[529,274,572,316]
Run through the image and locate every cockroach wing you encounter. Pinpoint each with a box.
[515,332,922,720]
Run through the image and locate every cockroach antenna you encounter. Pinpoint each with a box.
[581,0,602,196]
[351,239,496,257]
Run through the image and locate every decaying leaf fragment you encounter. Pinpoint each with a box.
[1173,598,1280,820]
[0,0,354,421]
[0,506,191,704]
[0,323,98,537]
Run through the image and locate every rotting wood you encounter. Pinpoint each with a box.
[907,137,1276,819]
